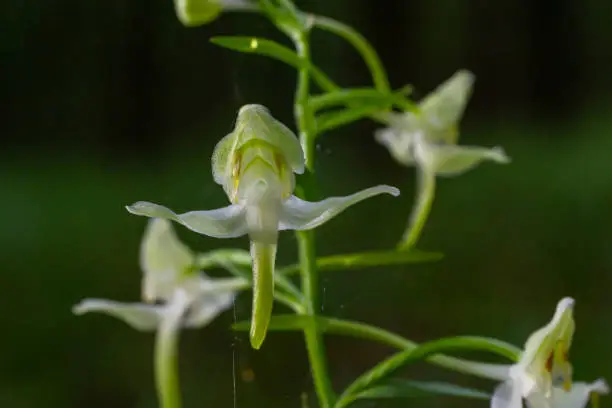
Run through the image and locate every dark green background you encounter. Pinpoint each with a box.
[2,0,611,407]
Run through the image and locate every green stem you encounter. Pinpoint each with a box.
[155,292,189,408]
[278,249,442,276]
[398,168,436,251]
[317,317,519,379]
[312,15,390,94]
[292,27,336,408]
[335,336,516,408]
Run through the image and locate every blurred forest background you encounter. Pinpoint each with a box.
[1,0,612,407]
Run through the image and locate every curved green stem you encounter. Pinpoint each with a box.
[397,168,436,251]
[155,292,189,408]
[317,317,519,379]
[292,27,336,408]
[335,336,517,408]
[311,15,390,94]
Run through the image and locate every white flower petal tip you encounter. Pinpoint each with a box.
[71,299,162,331]
[452,69,476,88]
[126,201,164,217]
[555,297,576,315]
[386,186,401,197]
[489,146,511,164]
[72,300,90,316]
[590,379,610,395]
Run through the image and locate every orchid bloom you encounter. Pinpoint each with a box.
[488,297,608,408]
[73,219,243,401]
[126,104,400,349]
[375,70,510,250]
[73,218,241,330]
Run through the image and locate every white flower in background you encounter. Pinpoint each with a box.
[174,0,255,26]
[73,217,242,337]
[488,297,608,408]
[73,219,243,407]
[375,70,510,250]
[126,104,399,349]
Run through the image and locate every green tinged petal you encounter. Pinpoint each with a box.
[417,143,510,176]
[72,299,163,331]
[126,201,248,239]
[419,70,474,144]
[211,132,237,190]
[233,104,305,175]
[279,185,400,231]
[141,219,194,302]
[249,241,277,349]
[184,278,236,328]
[374,126,418,167]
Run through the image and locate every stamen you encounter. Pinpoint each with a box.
[545,352,553,372]
[231,154,242,202]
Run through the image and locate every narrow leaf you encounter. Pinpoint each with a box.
[278,249,443,276]
[211,36,302,67]
[316,104,390,133]
[353,379,490,401]
[210,36,336,90]
[338,336,518,405]
[309,88,406,111]
[233,315,520,384]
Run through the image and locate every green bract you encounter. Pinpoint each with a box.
[126,104,400,349]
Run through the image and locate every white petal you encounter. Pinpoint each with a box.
[279,185,400,231]
[552,380,609,408]
[126,201,248,239]
[184,276,237,328]
[72,299,163,331]
[140,219,194,302]
[374,126,418,167]
[419,70,475,143]
[416,141,510,177]
[520,297,575,370]
[211,132,238,189]
[492,380,524,408]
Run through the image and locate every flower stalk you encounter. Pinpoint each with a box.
[291,24,336,408]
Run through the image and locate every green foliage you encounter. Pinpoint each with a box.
[348,379,490,404]
[71,1,609,408]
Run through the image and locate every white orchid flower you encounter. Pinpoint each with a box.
[73,218,241,330]
[126,104,400,349]
[375,70,510,250]
[73,218,243,406]
[487,297,609,408]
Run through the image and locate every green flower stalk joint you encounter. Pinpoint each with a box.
[73,219,243,408]
[126,104,400,349]
[375,70,510,250]
[173,0,255,27]
[483,298,608,408]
